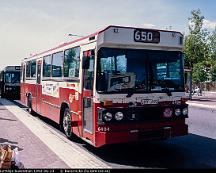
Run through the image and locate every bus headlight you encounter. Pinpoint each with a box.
[175,109,181,116]
[5,87,12,91]
[103,112,113,122]
[115,112,124,121]
[182,108,188,116]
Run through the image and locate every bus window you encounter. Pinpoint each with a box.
[5,73,11,83]
[84,57,94,90]
[149,52,183,91]
[64,47,80,78]
[26,61,31,78]
[22,64,25,82]
[31,60,36,78]
[5,72,20,84]
[52,51,63,77]
[43,55,52,77]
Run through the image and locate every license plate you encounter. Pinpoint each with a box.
[141,99,159,105]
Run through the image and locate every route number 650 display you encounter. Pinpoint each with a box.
[134,29,160,43]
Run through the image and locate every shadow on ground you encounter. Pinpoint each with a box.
[9,99,216,169]
[82,134,216,169]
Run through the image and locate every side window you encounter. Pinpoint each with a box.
[20,64,23,82]
[26,61,31,78]
[64,47,80,78]
[22,64,25,82]
[52,52,63,77]
[37,61,42,84]
[20,64,25,82]
[31,60,36,78]
[83,50,95,90]
[43,55,52,77]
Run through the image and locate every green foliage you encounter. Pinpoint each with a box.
[192,62,208,82]
[210,63,216,81]
[209,28,216,60]
[184,9,216,82]
[184,9,209,68]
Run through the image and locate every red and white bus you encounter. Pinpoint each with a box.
[21,25,188,147]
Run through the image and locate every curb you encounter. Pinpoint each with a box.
[187,102,216,109]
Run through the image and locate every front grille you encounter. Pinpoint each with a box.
[125,107,163,121]
[98,104,188,124]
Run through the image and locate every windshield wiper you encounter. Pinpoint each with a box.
[112,88,135,97]
[126,88,135,98]
[162,88,172,96]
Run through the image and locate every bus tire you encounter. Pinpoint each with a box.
[1,92,4,98]
[61,108,74,139]
[27,95,33,114]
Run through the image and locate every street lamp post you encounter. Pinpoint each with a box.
[68,34,83,37]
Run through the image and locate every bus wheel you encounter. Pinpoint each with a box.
[62,108,73,139]
[27,96,32,114]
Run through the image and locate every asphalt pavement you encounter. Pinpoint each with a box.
[0,92,216,169]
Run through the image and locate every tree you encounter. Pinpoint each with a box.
[209,28,216,60]
[192,62,208,82]
[208,28,216,81]
[184,9,210,83]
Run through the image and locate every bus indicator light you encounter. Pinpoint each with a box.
[103,100,113,106]
[163,108,173,118]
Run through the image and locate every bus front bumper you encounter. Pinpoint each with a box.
[95,123,188,147]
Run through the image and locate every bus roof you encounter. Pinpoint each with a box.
[26,25,183,60]
[2,66,21,72]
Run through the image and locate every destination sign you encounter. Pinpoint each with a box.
[134,29,160,43]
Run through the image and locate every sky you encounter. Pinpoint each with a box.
[0,0,216,70]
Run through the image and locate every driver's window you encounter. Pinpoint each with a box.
[5,73,11,83]
[100,56,115,72]
[100,55,127,73]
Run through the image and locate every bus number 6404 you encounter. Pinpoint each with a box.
[98,126,110,132]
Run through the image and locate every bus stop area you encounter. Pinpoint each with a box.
[0,98,110,169]
[0,99,69,169]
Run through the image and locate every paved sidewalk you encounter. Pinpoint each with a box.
[0,98,110,169]
[0,100,69,168]
[187,91,216,109]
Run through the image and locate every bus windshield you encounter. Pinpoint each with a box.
[5,72,20,84]
[97,48,184,94]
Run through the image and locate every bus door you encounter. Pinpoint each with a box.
[82,50,95,134]
[36,60,42,113]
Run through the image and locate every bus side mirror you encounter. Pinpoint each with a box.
[82,56,90,69]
